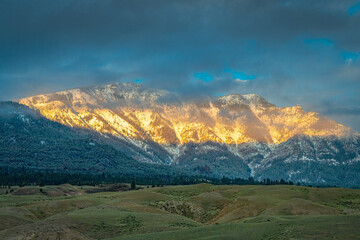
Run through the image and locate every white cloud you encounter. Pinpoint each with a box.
[234,79,249,83]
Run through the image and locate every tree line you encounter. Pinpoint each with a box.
[0,166,328,188]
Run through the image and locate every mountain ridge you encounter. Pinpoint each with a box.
[5,82,359,187]
[17,82,354,146]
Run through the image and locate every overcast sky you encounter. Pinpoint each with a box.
[1,0,360,130]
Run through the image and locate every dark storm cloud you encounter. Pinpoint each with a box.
[1,0,360,130]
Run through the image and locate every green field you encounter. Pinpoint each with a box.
[0,184,359,239]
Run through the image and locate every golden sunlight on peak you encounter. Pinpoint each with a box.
[17,89,352,146]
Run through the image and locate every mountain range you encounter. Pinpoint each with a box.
[1,82,359,187]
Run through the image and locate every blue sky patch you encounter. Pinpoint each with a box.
[342,51,360,61]
[194,72,213,82]
[225,69,256,80]
[348,2,360,15]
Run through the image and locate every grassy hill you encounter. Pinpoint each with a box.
[0,184,359,239]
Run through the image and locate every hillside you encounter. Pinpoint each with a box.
[0,101,187,181]
[0,184,359,239]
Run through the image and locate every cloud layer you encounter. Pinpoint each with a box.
[1,0,360,130]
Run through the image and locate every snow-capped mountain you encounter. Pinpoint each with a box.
[13,82,360,186]
[18,82,351,145]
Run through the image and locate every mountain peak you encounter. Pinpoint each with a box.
[20,82,178,108]
[83,82,181,105]
[215,93,275,108]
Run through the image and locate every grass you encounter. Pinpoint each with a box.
[0,184,359,239]
[112,215,360,240]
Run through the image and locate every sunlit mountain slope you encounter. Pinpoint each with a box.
[18,82,351,145]
[13,82,360,186]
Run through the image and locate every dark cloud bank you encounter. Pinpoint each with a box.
[0,0,360,130]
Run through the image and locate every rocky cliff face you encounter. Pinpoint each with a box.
[15,82,360,186]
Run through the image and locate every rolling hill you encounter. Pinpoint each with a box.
[0,184,359,239]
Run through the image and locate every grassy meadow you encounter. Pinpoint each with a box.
[0,183,359,239]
